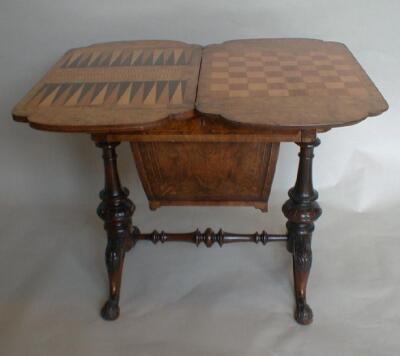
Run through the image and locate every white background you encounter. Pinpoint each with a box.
[0,1,399,355]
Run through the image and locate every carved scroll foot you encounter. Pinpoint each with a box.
[292,228,314,325]
[101,299,120,321]
[295,302,313,325]
[96,141,135,321]
[283,138,321,325]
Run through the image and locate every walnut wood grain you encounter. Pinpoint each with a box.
[93,112,310,142]
[197,39,388,129]
[13,40,202,132]
[282,138,322,325]
[11,38,389,325]
[12,39,388,132]
[131,140,279,212]
[134,228,287,247]
[96,141,136,321]
[91,114,307,211]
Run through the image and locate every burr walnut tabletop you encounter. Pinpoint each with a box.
[13,39,387,132]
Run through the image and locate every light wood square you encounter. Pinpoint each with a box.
[210,83,229,91]
[229,90,249,97]
[268,89,289,97]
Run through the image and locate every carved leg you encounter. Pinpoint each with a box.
[96,142,135,321]
[282,139,322,325]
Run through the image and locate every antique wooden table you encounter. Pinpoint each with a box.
[13,39,388,324]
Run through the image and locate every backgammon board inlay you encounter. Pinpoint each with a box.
[29,80,188,107]
[12,41,202,130]
[60,48,194,68]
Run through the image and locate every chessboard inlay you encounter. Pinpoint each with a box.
[205,49,368,98]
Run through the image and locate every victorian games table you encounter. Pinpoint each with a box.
[12,39,388,324]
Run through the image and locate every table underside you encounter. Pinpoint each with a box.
[93,113,317,211]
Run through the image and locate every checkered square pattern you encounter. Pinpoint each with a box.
[206,50,369,98]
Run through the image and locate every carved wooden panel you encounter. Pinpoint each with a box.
[131,141,279,211]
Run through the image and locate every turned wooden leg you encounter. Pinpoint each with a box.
[282,138,322,325]
[96,142,135,321]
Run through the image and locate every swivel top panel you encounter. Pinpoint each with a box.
[196,39,388,129]
[13,38,388,133]
[12,40,202,133]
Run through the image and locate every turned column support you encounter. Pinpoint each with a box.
[282,138,322,325]
[96,141,136,321]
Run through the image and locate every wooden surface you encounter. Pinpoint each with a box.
[91,138,305,324]
[13,39,388,132]
[91,113,307,211]
[282,139,322,325]
[92,113,307,143]
[197,39,388,128]
[131,139,279,212]
[13,40,202,132]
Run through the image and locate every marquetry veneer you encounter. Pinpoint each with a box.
[13,39,388,325]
